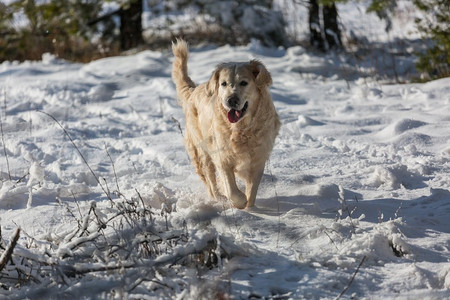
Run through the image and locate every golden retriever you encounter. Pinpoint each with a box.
[172,39,280,208]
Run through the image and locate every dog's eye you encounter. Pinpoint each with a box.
[240,81,248,87]
[221,81,227,87]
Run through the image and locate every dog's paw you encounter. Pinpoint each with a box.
[246,202,256,209]
[229,190,247,209]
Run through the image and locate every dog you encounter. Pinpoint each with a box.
[172,39,280,208]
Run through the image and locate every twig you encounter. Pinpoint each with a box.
[72,192,84,222]
[344,202,357,234]
[65,232,102,254]
[323,230,339,251]
[0,228,21,272]
[104,143,120,195]
[37,110,110,200]
[2,88,6,119]
[0,112,11,180]
[394,202,403,219]
[16,172,29,183]
[57,197,82,230]
[267,159,281,248]
[135,188,153,223]
[335,255,367,300]
[103,177,112,199]
[338,189,357,234]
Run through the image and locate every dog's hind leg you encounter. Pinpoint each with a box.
[189,144,221,199]
[202,153,221,199]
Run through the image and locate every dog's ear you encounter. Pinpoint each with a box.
[249,60,272,89]
[206,64,224,97]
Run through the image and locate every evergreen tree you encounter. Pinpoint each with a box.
[366,0,397,32]
[0,0,104,62]
[413,0,449,78]
[0,3,16,60]
[367,0,449,79]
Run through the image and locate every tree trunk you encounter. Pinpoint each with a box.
[323,2,341,49]
[308,0,324,51]
[119,0,143,51]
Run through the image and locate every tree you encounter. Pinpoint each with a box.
[0,0,146,61]
[0,2,16,59]
[322,1,341,48]
[97,0,144,51]
[308,0,323,50]
[308,0,342,51]
[119,0,143,50]
[0,0,104,62]
[88,0,145,52]
[413,0,449,78]
[367,0,449,79]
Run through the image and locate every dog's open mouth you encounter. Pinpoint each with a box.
[227,102,248,123]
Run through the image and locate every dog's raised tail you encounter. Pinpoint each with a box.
[172,39,196,103]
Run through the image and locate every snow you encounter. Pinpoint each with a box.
[1,9,450,300]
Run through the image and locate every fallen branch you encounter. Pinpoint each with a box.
[61,233,217,277]
[0,228,21,272]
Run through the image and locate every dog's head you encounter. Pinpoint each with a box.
[206,60,272,124]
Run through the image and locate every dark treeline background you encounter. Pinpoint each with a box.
[0,0,448,79]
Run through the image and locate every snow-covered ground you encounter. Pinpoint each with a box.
[1,3,450,298]
[0,42,449,299]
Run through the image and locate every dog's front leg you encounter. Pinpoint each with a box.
[245,165,265,208]
[221,167,247,209]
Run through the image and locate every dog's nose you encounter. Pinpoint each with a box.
[227,95,240,108]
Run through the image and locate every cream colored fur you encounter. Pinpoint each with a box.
[172,39,280,208]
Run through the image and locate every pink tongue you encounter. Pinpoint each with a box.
[227,109,241,123]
